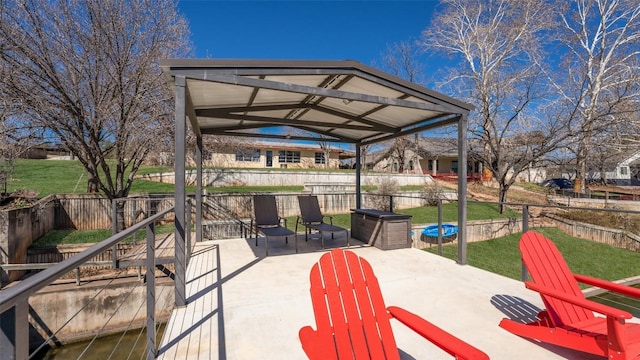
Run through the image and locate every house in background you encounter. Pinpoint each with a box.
[369,137,548,184]
[586,149,640,186]
[368,138,483,181]
[207,140,355,170]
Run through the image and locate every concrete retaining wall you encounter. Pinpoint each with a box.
[410,218,522,249]
[29,277,174,346]
[138,169,435,187]
[548,196,640,211]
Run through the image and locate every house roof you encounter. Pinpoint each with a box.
[159,59,473,146]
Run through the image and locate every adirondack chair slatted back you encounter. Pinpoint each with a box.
[298,196,324,224]
[309,249,400,359]
[253,195,280,226]
[520,231,594,326]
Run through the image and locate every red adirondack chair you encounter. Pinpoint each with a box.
[499,231,640,360]
[299,248,489,360]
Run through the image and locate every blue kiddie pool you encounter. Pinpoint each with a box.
[421,224,458,244]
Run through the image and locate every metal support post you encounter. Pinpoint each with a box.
[521,205,529,281]
[174,75,187,307]
[437,199,443,256]
[196,136,203,243]
[355,143,362,209]
[457,114,468,265]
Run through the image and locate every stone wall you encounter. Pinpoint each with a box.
[138,169,435,187]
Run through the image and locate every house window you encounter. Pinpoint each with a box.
[408,160,414,170]
[452,161,458,174]
[278,150,300,163]
[235,149,260,162]
[314,152,326,164]
[620,166,629,175]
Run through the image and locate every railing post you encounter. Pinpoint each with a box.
[437,198,443,256]
[521,205,529,282]
[146,221,156,360]
[389,195,394,213]
[186,200,192,266]
[0,301,29,360]
[112,199,118,269]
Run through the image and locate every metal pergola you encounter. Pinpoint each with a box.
[160,59,473,307]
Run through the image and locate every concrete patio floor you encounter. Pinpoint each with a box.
[158,233,606,359]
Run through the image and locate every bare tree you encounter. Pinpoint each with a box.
[0,67,39,196]
[0,0,190,226]
[359,143,372,172]
[376,136,419,173]
[547,0,640,192]
[375,40,423,174]
[376,40,425,85]
[421,0,564,212]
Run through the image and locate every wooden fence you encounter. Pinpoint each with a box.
[26,243,135,268]
[545,213,640,252]
[54,194,175,230]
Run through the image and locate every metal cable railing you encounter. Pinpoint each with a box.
[27,266,130,358]
[0,205,176,360]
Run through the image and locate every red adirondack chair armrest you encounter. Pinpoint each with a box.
[524,281,633,320]
[387,306,489,360]
[574,274,640,299]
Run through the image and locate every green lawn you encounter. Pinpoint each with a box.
[6,159,181,196]
[7,159,420,196]
[425,227,640,283]
[396,200,518,222]
[284,200,517,231]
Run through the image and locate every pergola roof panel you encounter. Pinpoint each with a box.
[337,77,407,100]
[185,80,251,108]
[315,97,383,118]
[251,88,308,106]
[366,106,441,127]
[161,59,473,144]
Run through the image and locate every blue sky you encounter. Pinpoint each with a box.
[178,0,438,67]
[177,1,446,146]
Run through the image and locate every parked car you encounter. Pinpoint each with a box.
[539,178,574,189]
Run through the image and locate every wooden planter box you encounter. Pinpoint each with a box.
[350,209,412,250]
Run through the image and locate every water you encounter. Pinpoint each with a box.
[589,284,640,318]
[37,323,165,360]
